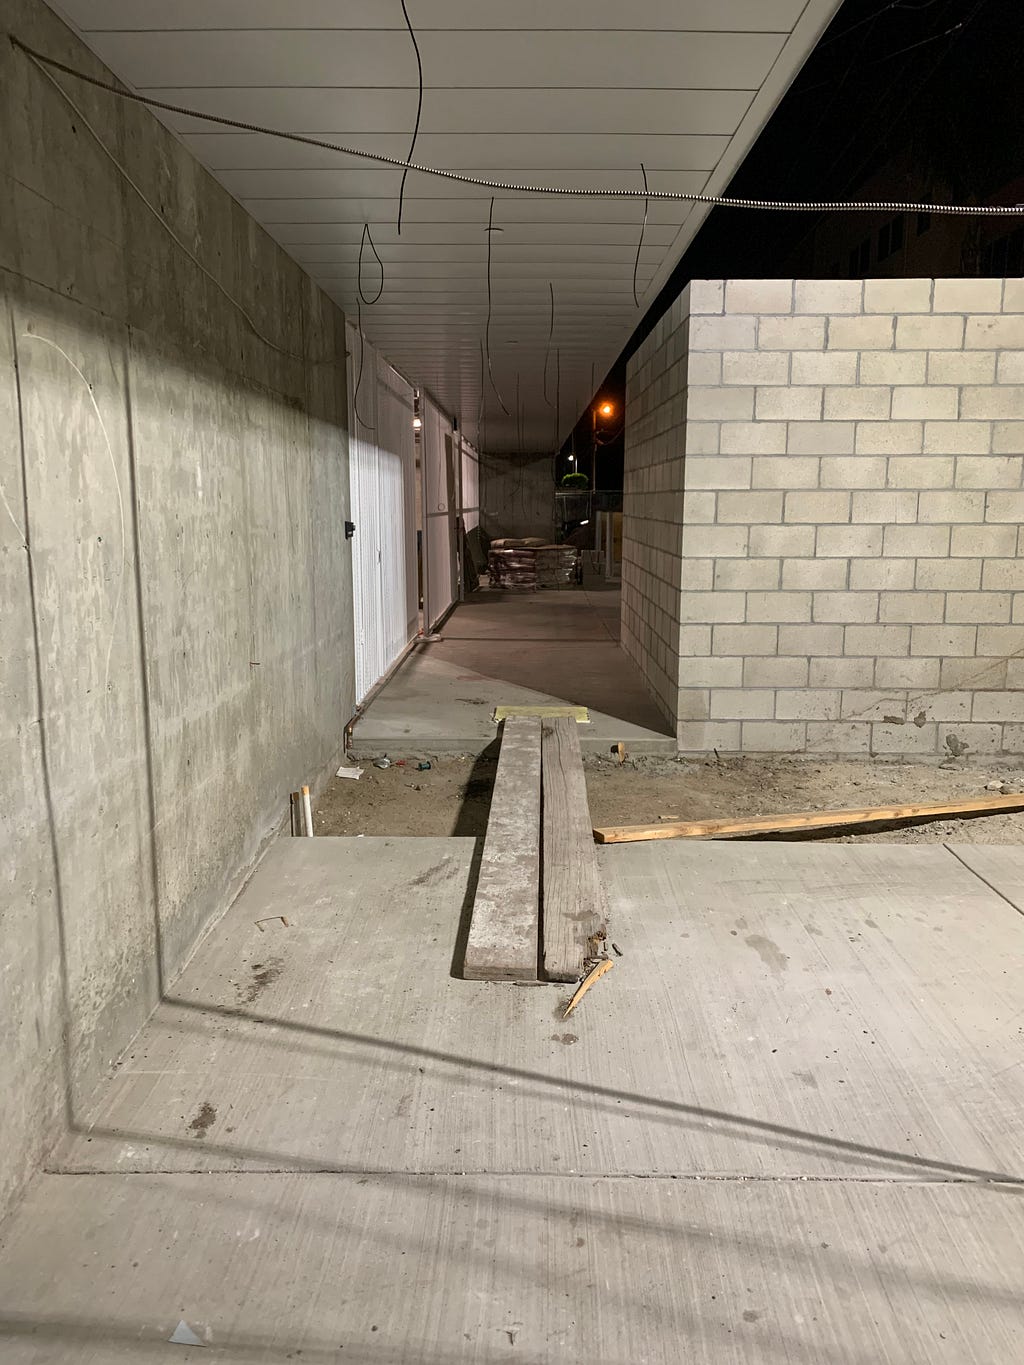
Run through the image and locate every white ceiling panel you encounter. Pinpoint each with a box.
[47,0,842,451]
[55,2,807,34]
[180,132,733,172]
[142,88,755,138]
[72,31,789,91]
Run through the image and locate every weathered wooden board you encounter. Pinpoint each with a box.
[594,793,1024,844]
[541,717,608,981]
[463,715,542,980]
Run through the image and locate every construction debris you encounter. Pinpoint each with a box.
[593,792,1024,844]
[255,916,290,932]
[563,959,614,1019]
[169,1320,206,1347]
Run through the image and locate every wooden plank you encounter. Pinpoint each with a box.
[542,716,609,981]
[463,715,541,980]
[593,792,1024,844]
[493,704,590,723]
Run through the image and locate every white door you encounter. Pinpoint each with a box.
[346,322,417,703]
[421,393,457,631]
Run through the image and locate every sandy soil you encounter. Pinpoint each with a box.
[314,752,1024,845]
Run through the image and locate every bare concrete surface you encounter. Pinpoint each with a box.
[947,844,1024,914]
[1,1175,1022,1363]
[3,837,1024,1361]
[42,837,1024,1180]
[350,583,676,756]
[1,0,353,1219]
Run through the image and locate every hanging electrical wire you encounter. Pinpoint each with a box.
[632,163,650,308]
[396,0,423,235]
[15,42,1024,219]
[542,282,555,407]
[19,43,320,362]
[357,221,385,305]
[484,197,511,417]
[353,221,384,430]
[353,298,375,432]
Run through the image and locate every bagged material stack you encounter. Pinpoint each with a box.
[488,543,580,589]
[488,546,538,587]
[535,545,578,587]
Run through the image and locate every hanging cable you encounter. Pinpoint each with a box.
[484,197,511,417]
[357,221,385,305]
[352,219,383,430]
[14,42,1024,219]
[353,297,375,432]
[396,0,423,235]
[542,282,555,408]
[632,163,649,308]
[18,43,326,362]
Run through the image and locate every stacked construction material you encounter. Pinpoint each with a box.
[488,540,580,590]
[488,543,540,587]
[535,545,579,587]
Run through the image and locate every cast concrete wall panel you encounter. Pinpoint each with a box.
[1,0,353,1218]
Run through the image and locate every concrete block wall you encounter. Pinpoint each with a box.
[1,0,354,1219]
[624,278,1024,756]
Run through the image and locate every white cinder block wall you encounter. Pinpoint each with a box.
[622,278,1024,757]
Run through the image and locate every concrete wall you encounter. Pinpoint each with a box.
[624,278,1024,757]
[1,0,354,1219]
[480,452,558,541]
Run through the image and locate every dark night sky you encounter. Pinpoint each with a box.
[566,0,1023,488]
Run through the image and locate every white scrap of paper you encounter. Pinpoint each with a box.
[169,1320,206,1347]
[336,766,364,780]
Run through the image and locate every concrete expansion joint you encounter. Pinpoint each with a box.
[39,1168,1019,1186]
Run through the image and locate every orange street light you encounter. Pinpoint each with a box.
[598,401,615,418]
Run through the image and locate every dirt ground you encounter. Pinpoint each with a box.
[315,752,1024,845]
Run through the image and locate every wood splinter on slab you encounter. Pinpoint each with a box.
[563,959,614,1018]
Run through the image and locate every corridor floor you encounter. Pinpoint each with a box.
[350,579,676,756]
[1,836,1023,1361]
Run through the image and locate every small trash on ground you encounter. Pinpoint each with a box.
[336,765,363,780]
[373,756,391,769]
[985,780,1003,791]
[417,761,432,771]
[563,959,614,1019]
[612,742,627,763]
[255,916,289,932]
[169,1320,206,1347]
[611,942,624,957]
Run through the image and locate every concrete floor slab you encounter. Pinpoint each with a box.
[7,835,1024,1362]
[947,843,1024,916]
[1,1172,1022,1363]
[350,584,675,756]
[50,839,1024,1183]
